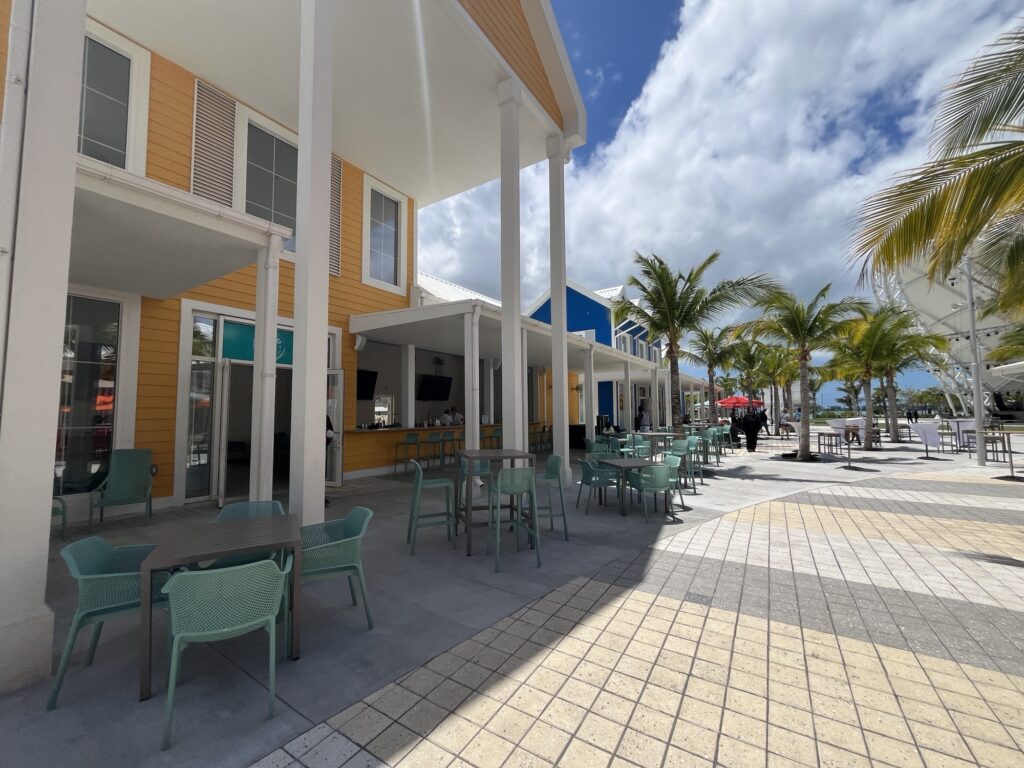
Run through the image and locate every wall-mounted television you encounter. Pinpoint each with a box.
[356,369,378,400]
[417,374,452,401]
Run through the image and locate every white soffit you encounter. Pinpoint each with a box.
[86,0,554,205]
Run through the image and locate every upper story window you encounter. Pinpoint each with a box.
[615,335,628,353]
[637,340,647,360]
[362,176,408,295]
[79,38,130,168]
[244,123,297,233]
[76,22,149,175]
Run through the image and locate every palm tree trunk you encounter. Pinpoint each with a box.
[668,352,682,427]
[862,374,873,450]
[772,383,781,435]
[799,356,811,460]
[886,373,900,442]
[707,367,717,422]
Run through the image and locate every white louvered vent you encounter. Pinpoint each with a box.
[329,156,342,276]
[191,81,236,206]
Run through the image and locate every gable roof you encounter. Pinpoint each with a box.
[417,272,501,308]
[524,279,615,317]
[595,286,624,301]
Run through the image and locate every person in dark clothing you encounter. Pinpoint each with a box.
[325,415,335,506]
[741,408,761,452]
[905,409,913,423]
[729,413,742,447]
[912,410,920,423]
[759,409,770,436]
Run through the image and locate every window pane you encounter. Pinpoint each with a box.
[246,163,274,210]
[380,195,398,228]
[79,137,126,168]
[81,91,129,154]
[192,315,217,357]
[85,38,129,104]
[275,140,297,182]
[247,123,275,171]
[55,296,119,495]
[273,176,296,219]
[186,360,215,498]
[371,190,383,222]
[245,201,273,221]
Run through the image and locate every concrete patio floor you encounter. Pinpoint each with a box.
[0,433,1019,767]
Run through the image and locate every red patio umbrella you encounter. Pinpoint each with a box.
[716,395,763,408]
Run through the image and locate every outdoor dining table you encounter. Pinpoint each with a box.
[598,457,660,517]
[138,514,302,701]
[946,418,976,450]
[458,448,534,557]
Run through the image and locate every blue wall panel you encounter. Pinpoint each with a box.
[530,288,612,346]
[598,381,614,421]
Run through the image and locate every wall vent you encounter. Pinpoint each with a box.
[191,81,236,206]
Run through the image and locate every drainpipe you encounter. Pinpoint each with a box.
[0,0,35,407]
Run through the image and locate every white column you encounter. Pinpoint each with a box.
[623,362,633,431]
[650,366,659,429]
[547,135,571,472]
[521,327,530,448]
[499,79,523,449]
[662,375,672,428]
[584,348,596,441]
[289,0,334,523]
[0,0,87,692]
[401,345,416,428]
[484,359,495,423]
[250,234,282,500]
[463,307,481,449]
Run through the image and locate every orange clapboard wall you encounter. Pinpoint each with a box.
[457,0,562,130]
[540,370,581,425]
[0,0,10,112]
[146,53,194,190]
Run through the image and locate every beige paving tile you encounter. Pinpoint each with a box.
[963,736,1024,768]
[628,703,675,741]
[427,715,479,755]
[366,722,421,765]
[326,701,368,731]
[456,693,502,727]
[857,705,914,742]
[458,729,515,768]
[817,743,872,768]
[506,684,552,718]
[539,696,587,732]
[577,712,626,753]
[716,734,767,767]
[615,728,667,767]
[814,715,868,755]
[670,720,718,760]
[558,738,612,768]
[339,707,394,747]
[721,709,767,749]
[864,732,925,768]
[519,720,572,763]
[907,720,974,761]
[400,699,451,737]
[396,739,454,768]
[679,696,722,731]
[767,723,817,766]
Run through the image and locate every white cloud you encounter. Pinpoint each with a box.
[418,0,1020,309]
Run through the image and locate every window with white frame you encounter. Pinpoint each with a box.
[79,38,131,168]
[362,176,408,294]
[244,123,297,234]
[637,340,647,360]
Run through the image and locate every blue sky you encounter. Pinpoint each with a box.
[418,0,1020,408]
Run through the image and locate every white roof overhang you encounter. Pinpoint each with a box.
[86,0,583,206]
[349,301,657,377]
[72,157,290,298]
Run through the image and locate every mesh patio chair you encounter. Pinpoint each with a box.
[210,500,287,568]
[160,556,291,750]
[394,433,421,473]
[88,448,154,532]
[487,467,540,572]
[301,507,374,629]
[535,454,569,541]
[52,497,67,539]
[576,459,618,514]
[626,464,676,523]
[47,536,165,710]
[406,460,455,555]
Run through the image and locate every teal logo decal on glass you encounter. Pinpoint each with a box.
[222,321,293,365]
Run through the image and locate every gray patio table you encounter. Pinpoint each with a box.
[598,457,660,517]
[138,514,302,700]
[458,448,534,556]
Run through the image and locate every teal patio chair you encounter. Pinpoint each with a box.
[406,460,455,554]
[682,436,705,493]
[487,467,540,572]
[88,448,154,532]
[424,432,442,468]
[626,464,676,523]
[47,536,165,710]
[217,500,285,521]
[52,497,67,539]
[394,433,421,473]
[301,507,373,629]
[664,454,686,495]
[535,455,569,541]
[576,459,618,514]
[456,455,492,519]
[160,556,291,750]
[440,430,457,466]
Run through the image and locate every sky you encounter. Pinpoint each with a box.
[417,0,1020,406]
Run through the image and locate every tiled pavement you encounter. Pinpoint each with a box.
[250,468,1024,768]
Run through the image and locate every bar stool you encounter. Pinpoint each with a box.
[406,461,455,555]
[394,432,421,473]
[491,427,503,449]
[424,432,442,468]
[487,466,540,572]
[440,430,457,466]
[535,455,569,541]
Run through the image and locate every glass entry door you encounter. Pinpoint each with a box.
[326,369,343,486]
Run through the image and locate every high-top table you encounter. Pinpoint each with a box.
[458,449,534,556]
[598,457,660,516]
[138,514,302,700]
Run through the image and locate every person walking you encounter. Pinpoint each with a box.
[741,407,761,452]
[759,408,770,436]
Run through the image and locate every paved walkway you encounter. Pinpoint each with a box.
[251,466,1024,768]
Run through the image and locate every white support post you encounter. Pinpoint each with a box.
[499,79,523,449]
[650,366,659,429]
[521,327,530,449]
[401,345,416,427]
[623,362,633,432]
[584,347,596,441]
[250,234,282,501]
[662,375,672,428]
[0,0,87,692]
[485,359,495,423]
[547,135,570,474]
[289,0,334,523]
[463,307,481,449]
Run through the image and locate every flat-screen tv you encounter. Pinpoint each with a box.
[417,374,452,401]
[356,369,377,400]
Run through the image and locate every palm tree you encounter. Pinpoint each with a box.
[853,24,1024,318]
[743,286,868,460]
[613,252,779,427]
[875,313,949,440]
[715,375,739,397]
[730,339,765,404]
[836,379,862,415]
[989,325,1024,363]
[681,326,735,422]
[759,345,796,434]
